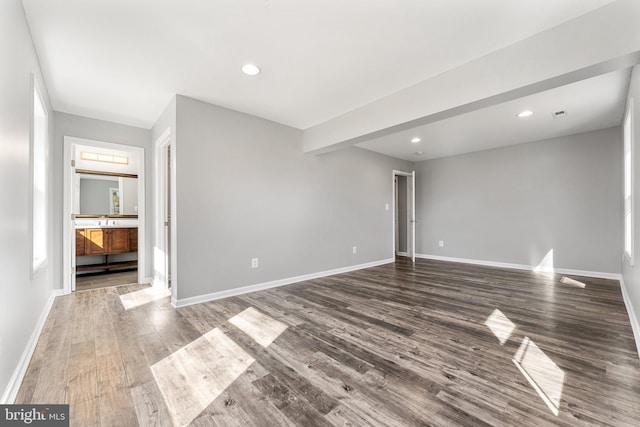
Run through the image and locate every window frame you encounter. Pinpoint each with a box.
[624,98,634,265]
[31,76,48,276]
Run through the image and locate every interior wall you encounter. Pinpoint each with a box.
[122,177,138,214]
[622,65,640,351]
[0,0,55,401]
[79,179,116,214]
[174,95,410,300]
[53,112,152,282]
[414,127,622,274]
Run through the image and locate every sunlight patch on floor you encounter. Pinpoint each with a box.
[151,328,255,427]
[560,276,586,288]
[228,306,288,348]
[485,308,516,345]
[119,285,171,310]
[513,336,565,416]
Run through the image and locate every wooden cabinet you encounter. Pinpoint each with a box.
[76,229,86,256]
[129,228,138,252]
[108,228,131,254]
[76,227,138,272]
[80,228,134,255]
[85,228,107,255]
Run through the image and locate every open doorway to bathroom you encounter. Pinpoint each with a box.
[63,137,146,293]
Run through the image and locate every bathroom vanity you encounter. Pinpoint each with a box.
[75,216,138,272]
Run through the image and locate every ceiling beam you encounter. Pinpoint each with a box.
[303,0,640,155]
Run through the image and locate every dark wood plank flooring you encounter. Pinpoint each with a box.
[16,258,640,426]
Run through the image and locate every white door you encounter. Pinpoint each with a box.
[409,171,416,262]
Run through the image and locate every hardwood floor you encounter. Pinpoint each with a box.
[16,258,640,426]
[76,269,138,291]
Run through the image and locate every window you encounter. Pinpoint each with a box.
[32,78,48,274]
[624,98,634,264]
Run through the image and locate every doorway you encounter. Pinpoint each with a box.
[63,137,146,294]
[393,170,415,262]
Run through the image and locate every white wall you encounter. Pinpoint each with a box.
[53,112,152,281]
[622,65,640,352]
[414,127,622,274]
[0,0,56,402]
[173,95,410,301]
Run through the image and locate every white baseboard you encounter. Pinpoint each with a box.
[395,251,408,257]
[173,258,395,308]
[619,277,640,358]
[415,253,622,281]
[1,289,64,404]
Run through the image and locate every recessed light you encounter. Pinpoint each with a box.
[517,110,534,118]
[414,151,424,155]
[241,64,261,76]
[411,137,421,143]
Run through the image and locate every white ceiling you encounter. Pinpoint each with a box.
[357,69,631,161]
[22,0,615,130]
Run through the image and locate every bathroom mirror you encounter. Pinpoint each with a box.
[78,173,138,215]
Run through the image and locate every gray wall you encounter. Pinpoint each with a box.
[414,127,622,273]
[0,0,55,401]
[80,178,117,214]
[397,175,407,253]
[174,95,410,300]
[122,177,138,214]
[53,112,152,282]
[622,65,640,348]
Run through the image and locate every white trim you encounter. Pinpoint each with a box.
[1,289,64,404]
[619,277,640,359]
[410,170,415,263]
[63,136,146,294]
[624,98,635,265]
[415,253,622,280]
[392,169,415,262]
[396,251,408,257]
[173,258,394,308]
[153,128,175,296]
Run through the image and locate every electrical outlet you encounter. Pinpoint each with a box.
[251,258,259,268]
[352,246,357,254]
[439,240,444,247]
[385,203,389,210]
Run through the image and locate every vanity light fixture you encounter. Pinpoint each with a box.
[241,63,261,76]
[411,137,421,143]
[81,151,129,165]
[517,110,534,118]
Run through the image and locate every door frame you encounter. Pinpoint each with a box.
[62,136,146,293]
[392,170,415,262]
[153,127,177,303]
